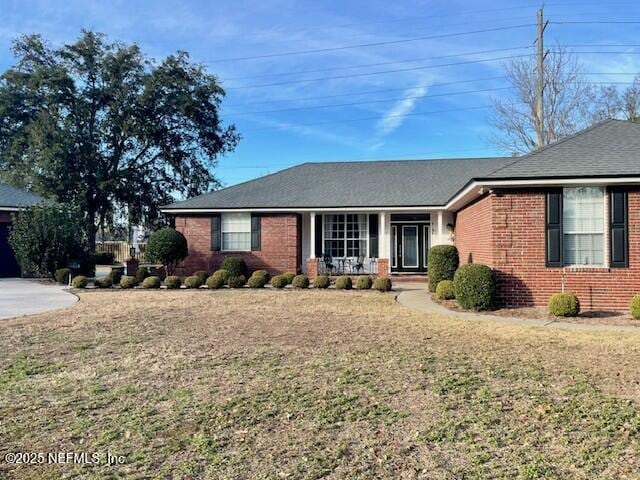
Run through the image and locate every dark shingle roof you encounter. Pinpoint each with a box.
[486,119,640,179]
[0,183,47,209]
[163,119,640,210]
[164,157,513,209]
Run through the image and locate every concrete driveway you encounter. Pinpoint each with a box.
[0,278,78,320]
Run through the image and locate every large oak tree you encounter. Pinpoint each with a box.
[0,31,239,248]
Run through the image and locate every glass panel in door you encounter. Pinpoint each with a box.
[402,226,418,268]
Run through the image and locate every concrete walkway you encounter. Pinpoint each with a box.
[395,282,640,333]
[0,279,78,320]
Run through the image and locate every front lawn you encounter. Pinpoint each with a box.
[1,290,639,479]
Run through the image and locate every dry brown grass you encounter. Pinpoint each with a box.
[1,289,640,479]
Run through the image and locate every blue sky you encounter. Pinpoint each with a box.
[2,0,640,187]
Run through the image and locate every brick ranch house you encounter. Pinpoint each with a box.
[162,119,640,311]
[0,183,46,277]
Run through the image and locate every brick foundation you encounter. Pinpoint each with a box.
[174,214,301,276]
[455,188,640,311]
[377,258,389,276]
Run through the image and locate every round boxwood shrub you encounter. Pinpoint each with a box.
[194,270,208,285]
[271,275,288,289]
[631,295,640,320]
[206,274,225,289]
[435,280,455,300]
[313,275,330,289]
[55,267,71,284]
[335,276,352,290]
[248,275,267,288]
[251,270,270,283]
[428,245,460,292]
[292,275,309,288]
[227,275,246,288]
[211,269,230,285]
[94,276,112,289]
[71,275,88,288]
[120,276,137,289]
[145,228,188,276]
[184,275,203,289]
[373,276,392,292]
[356,276,372,290]
[549,293,580,317]
[282,272,296,285]
[453,264,494,310]
[109,267,124,285]
[142,276,161,289]
[221,257,247,278]
[135,266,150,284]
[164,276,182,289]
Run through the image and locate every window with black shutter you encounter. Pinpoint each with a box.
[610,189,628,268]
[251,214,261,251]
[210,215,221,251]
[545,191,563,267]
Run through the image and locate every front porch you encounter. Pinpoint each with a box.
[301,210,453,278]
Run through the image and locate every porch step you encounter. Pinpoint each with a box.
[390,274,428,283]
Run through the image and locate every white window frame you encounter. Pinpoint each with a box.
[322,214,369,259]
[221,212,252,252]
[562,186,606,267]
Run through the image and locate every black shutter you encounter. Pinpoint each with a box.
[610,189,628,268]
[211,215,221,251]
[314,214,323,257]
[546,191,563,267]
[251,214,261,251]
[369,214,379,258]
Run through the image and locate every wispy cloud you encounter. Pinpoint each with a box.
[375,78,430,136]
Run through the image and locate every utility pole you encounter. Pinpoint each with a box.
[535,7,547,149]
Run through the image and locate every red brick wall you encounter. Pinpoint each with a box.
[455,194,494,266]
[174,214,301,276]
[456,188,640,310]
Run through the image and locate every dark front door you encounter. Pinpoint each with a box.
[391,223,429,273]
[0,223,20,277]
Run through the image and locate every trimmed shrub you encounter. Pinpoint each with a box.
[221,257,247,278]
[71,275,88,288]
[212,269,230,285]
[94,276,112,289]
[164,276,182,289]
[251,269,270,283]
[373,276,392,292]
[335,276,352,290]
[428,245,460,292]
[356,276,372,290]
[549,293,580,317]
[453,264,494,310]
[119,276,137,289]
[435,280,455,300]
[108,267,124,285]
[292,275,309,288]
[248,275,267,288]
[194,270,209,285]
[55,268,71,284]
[184,275,203,289]
[227,275,246,288]
[631,295,640,320]
[206,274,225,289]
[135,266,150,284]
[282,272,296,285]
[142,276,161,289]
[145,228,188,276]
[271,275,288,289]
[313,275,330,289]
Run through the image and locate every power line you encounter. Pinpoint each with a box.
[225,54,531,90]
[245,104,496,131]
[552,20,640,24]
[223,46,531,81]
[226,86,512,116]
[206,24,536,63]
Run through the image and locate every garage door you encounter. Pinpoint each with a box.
[0,223,20,277]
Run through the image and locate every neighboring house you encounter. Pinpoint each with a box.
[162,119,640,310]
[0,183,47,277]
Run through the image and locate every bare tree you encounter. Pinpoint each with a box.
[489,45,593,155]
[591,76,640,122]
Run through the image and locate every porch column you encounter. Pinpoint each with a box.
[438,210,444,245]
[307,212,319,278]
[379,212,386,258]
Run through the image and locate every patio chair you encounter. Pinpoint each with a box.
[322,254,336,274]
[352,254,366,274]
